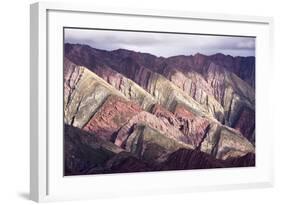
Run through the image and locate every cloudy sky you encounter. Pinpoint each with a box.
[64,28,255,57]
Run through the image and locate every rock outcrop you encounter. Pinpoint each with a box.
[64,124,124,175]
[119,124,193,164]
[83,95,142,141]
[199,123,255,160]
[160,148,255,171]
[160,148,225,170]
[114,111,193,149]
[64,58,125,128]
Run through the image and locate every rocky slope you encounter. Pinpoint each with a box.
[65,124,254,175]
[65,44,255,140]
[64,58,126,128]
[64,43,256,175]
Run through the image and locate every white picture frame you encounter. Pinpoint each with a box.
[30,2,274,202]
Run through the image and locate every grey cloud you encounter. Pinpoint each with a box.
[65,28,255,57]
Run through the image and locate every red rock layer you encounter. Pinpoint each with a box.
[83,95,142,141]
[174,104,210,147]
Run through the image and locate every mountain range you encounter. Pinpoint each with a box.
[64,43,255,175]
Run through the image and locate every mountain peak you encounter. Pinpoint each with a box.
[194,52,206,57]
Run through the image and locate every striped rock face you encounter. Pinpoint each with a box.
[63,43,256,175]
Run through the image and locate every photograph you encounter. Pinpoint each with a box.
[63,28,256,176]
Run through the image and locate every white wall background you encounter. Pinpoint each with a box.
[0,0,280,204]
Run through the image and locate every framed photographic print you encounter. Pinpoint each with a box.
[30,2,274,202]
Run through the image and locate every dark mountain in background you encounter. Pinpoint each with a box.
[64,43,255,175]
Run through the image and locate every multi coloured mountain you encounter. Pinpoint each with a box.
[64,43,255,176]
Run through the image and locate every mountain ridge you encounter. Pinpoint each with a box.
[65,43,255,141]
[64,43,256,175]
